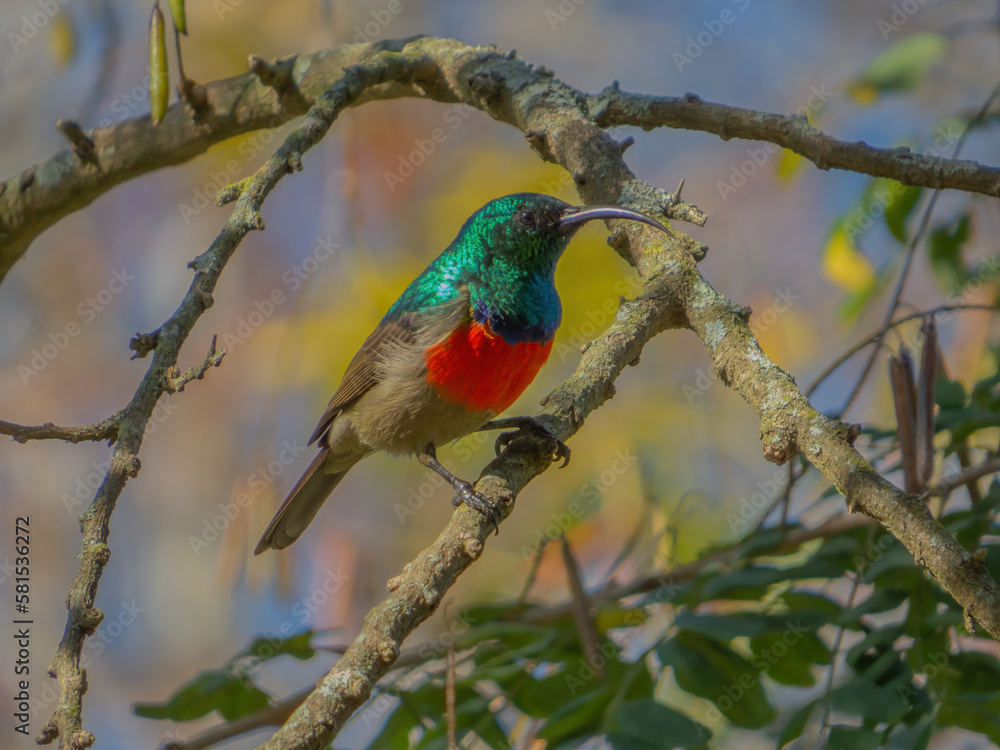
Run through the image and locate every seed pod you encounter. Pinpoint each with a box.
[149,3,168,125]
[168,0,187,35]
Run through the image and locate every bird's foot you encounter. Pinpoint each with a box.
[450,480,502,535]
[482,416,571,467]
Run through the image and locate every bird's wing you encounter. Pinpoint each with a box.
[307,287,471,445]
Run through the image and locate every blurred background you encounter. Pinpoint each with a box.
[0,1,998,748]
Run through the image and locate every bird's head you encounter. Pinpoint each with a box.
[468,192,672,272]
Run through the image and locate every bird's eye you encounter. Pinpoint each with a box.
[516,209,537,228]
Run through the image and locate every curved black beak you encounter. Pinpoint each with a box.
[559,204,674,237]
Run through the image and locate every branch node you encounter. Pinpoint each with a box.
[243,209,266,232]
[91,543,111,566]
[248,54,295,95]
[56,119,95,159]
[123,454,142,478]
[79,607,104,632]
[617,135,635,154]
[738,305,753,321]
[37,718,58,744]
[286,152,304,174]
[217,178,251,207]
[966,547,989,569]
[376,640,399,664]
[177,77,210,119]
[846,422,863,446]
[129,330,160,359]
[386,574,404,592]
[536,65,555,78]
[68,730,95,750]
[463,535,484,559]
[965,608,978,635]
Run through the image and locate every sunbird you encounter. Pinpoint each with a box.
[255,193,671,553]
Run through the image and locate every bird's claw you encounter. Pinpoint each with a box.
[451,481,501,535]
[493,423,571,468]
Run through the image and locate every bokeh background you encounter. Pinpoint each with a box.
[1,1,998,748]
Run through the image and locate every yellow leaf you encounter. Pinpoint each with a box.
[776,148,804,182]
[47,12,75,68]
[822,229,875,293]
[846,82,879,106]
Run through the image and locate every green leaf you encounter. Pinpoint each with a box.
[750,630,830,687]
[134,669,270,721]
[657,630,775,729]
[611,698,711,748]
[830,678,910,724]
[887,713,934,750]
[672,612,774,640]
[237,629,315,663]
[929,215,971,293]
[884,183,922,242]
[852,32,947,94]
[509,670,580,719]
[777,700,817,749]
[365,698,412,750]
[826,725,884,750]
[935,378,967,409]
[939,692,1000,743]
[536,686,613,743]
[942,652,1000,694]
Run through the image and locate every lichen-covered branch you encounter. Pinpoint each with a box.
[591,87,1000,197]
[6,38,1000,285]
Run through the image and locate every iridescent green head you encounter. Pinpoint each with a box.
[462,192,671,274]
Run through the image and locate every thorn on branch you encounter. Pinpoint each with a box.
[129,330,160,359]
[56,119,96,160]
[616,135,635,154]
[20,166,36,190]
[525,129,552,160]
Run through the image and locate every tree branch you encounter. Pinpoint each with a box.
[592,87,1000,197]
[8,35,999,749]
[0,414,121,444]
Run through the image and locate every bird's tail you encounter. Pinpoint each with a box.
[253,448,356,554]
